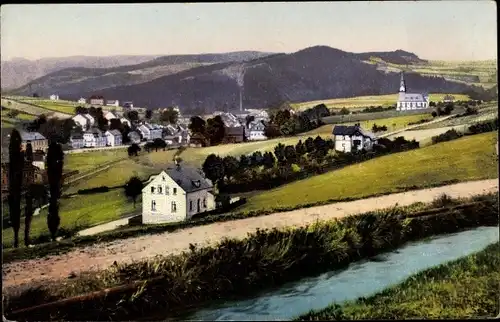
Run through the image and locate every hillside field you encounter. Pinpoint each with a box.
[292,93,471,110]
[240,132,498,212]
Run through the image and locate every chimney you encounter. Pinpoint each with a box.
[239,88,243,112]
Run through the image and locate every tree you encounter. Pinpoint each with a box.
[153,138,167,151]
[25,142,33,163]
[202,154,225,186]
[24,184,35,246]
[295,140,307,156]
[128,143,141,157]
[239,154,250,170]
[339,107,350,115]
[8,129,23,248]
[7,109,19,118]
[121,124,131,144]
[206,116,225,145]
[262,151,276,169]
[145,110,153,120]
[189,116,206,135]
[273,109,292,127]
[305,137,315,153]
[264,124,281,139]
[284,145,297,164]
[222,156,239,181]
[251,151,264,167]
[46,141,64,241]
[109,118,123,131]
[274,143,286,164]
[124,176,143,208]
[126,110,139,122]
[245,115,255,127]
[160,107,179,124]
[74,106,88,115]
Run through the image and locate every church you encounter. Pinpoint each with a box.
[396,72,430,111]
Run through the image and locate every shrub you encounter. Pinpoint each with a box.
[77,186,110,195]
[431,129,463,145]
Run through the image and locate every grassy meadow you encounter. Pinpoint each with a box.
[64,149,129,173]
[306,113,432,136]
[298,242,500,320]
[292,93,471,111]
[240,132,498,212]
[1,189,137,248]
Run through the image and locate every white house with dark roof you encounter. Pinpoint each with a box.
[396,72,429,111]
[78,98,87,104]
[246,120,267,141]
[69,132,85,149]
[332,124,377,153]
[49,94,59,101]
[138,123,162,141]
[142,164,216,224]
[83,128,107,148]
[105,129,123,146]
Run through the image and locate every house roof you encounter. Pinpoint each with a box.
[225,126,245,136]
[108,129,122,136]
[165,165,213,193]
[19,130,46,141]
[332,125,376,139]
[398,92,428,102]
[70,132,84,139]
[249,120,266,131]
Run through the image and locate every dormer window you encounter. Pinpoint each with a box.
[173,187,177,195]
[192,180,201,188]
[162,176,166,181]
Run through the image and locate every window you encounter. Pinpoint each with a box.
[158,185,162,194]
[165,187,169,195]
[353,140,361,148]
[189,200,193,211]
[162,176,166,181]
[151,186,155,194]
[203,198,207,208]
[173,187,177,195]
[171,201,177,213]
[151,200,156,211]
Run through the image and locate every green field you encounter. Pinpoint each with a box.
[292,93,471,110]
[299,242,500,320]
[1,189,137,248]
[307,113,433,136]
[240,132,498,212]
[64,149,129,173]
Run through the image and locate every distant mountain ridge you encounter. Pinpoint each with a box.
[7,46,475,112]
[1,55,163,90]
[5,51,275,96]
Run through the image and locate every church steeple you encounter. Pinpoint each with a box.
[399,72,406,93]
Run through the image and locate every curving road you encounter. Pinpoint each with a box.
[2,178,498,288]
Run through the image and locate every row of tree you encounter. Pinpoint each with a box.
[8,129,64,248]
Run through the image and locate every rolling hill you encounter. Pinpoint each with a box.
[1,55,164,90]
[6,51,275,98]
[74,46,476,112]
[7,46,484,113]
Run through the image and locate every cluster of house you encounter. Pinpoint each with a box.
[1,131,49,194]
[77,95,135,109]
[206,109,270,143]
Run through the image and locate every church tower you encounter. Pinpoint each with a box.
[399,72,406,93]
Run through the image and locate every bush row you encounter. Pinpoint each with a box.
[4,193,498,321]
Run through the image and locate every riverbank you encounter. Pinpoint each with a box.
[3,193,498,321]
[298,241,500,320]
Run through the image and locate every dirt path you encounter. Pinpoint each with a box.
[2,179,497,288]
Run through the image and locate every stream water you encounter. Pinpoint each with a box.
[162,226,499,321]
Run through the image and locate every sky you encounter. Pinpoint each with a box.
[1,2,497,61]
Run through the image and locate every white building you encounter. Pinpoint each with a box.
[106,100,120,107]
[246,120,267,141]
[78,98,87,104]
[49,94,59,101]
[105,129,122,146]
[396,72,429,111]
[332,124,377,153]
[142,165,216,224]
[104,111,118,121]
[83,128,106,148]
[138,123,162,141]
[72,114,95,131]
[69,132,85,149]
[89,96,105,106]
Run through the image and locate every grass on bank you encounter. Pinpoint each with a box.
[298,241,500,320]
[241,132,498,212]
[3,193,498,321]
[64,149,129,173]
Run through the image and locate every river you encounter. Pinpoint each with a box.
[161,226,498,321]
